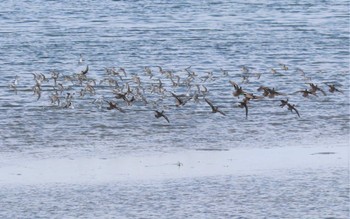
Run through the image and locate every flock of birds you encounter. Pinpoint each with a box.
[8,55,345,123]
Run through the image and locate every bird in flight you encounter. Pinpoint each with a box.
[154,110,170,123]
[204,98,226,116]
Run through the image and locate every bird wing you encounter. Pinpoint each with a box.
[292,106,300,118]
[162,114,170,123]
[82,65,89,74]
[318,87,327,96]
[218,109,226,116]
[244,103,248,119]
[116,105,126,113]
[229,80,238,88]
[204,98,215,111]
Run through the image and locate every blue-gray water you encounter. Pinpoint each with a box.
[0,0,349,218]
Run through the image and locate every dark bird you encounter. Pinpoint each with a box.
[296,89,318,98]
[279,99,289,108]
[260,87,285,98]
[229,80,245,98]
[326,84,343,94]
[286,103,300,118]
[105,100,125,113]
[238,98,249,119]
[154,110,170,123]
[81,65,89,75]
[115,92,128,100]
[204,98,226,116]
[269,88,285,98]
[257,85,269,92]
[243,92,263,101]
[171,92,192,107]
[307,83,326,96]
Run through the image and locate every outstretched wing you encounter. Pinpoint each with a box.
[82,65,89,75]
[162,114,170,123]
[244,103,248,119]
[217,109,226,116]
[204,98,215,111]
[292,106,300,118]
[318,87,327,96]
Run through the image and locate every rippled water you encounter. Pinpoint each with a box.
[1,168,348,218]
[0,0,349,217]
[0,0,349,157]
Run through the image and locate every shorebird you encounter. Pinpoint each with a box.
[241,75,249,83]
[258,86,271,97]
[84,84,96,95]
[32,84,41,100]
[191,92,200,103]
[132,75,141,87]
[170,75,180,87]
[259,87,285,98]
[307,83,326,96]
[257,85,269,92]
[9,75,19,94]
[171,92,192,107]
[296,89,318,98]
[118,67,127,77]
[154,110,170,123]
[32,72,48,85]
[108,67,125,80]
[220,68,229,76]
[271,68,277,74]
[114,92,128,100]
[51,71,60,86]
[229,80,245,98]
[114,91,134,105]
[91,96,105,109]
[296,68,305,76]
[279,99,289,108]
[279,63,288,71]
[286,103,300,118]
[243,92,262,101]
[280,99,299,117]
[156,66,166,74]
[204,98,226,116]
[241,65,249,74]
[99,77,119,87]
[185,66,197,77]
[105,100,125,113]
[81,65,89,75]
[144,66,153,78]
[200,71,214,82]
[63,93,74,108]
[50,90,60,106]
[78,54,84,64]
[196,84,208,96]
[326,84,343,94]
